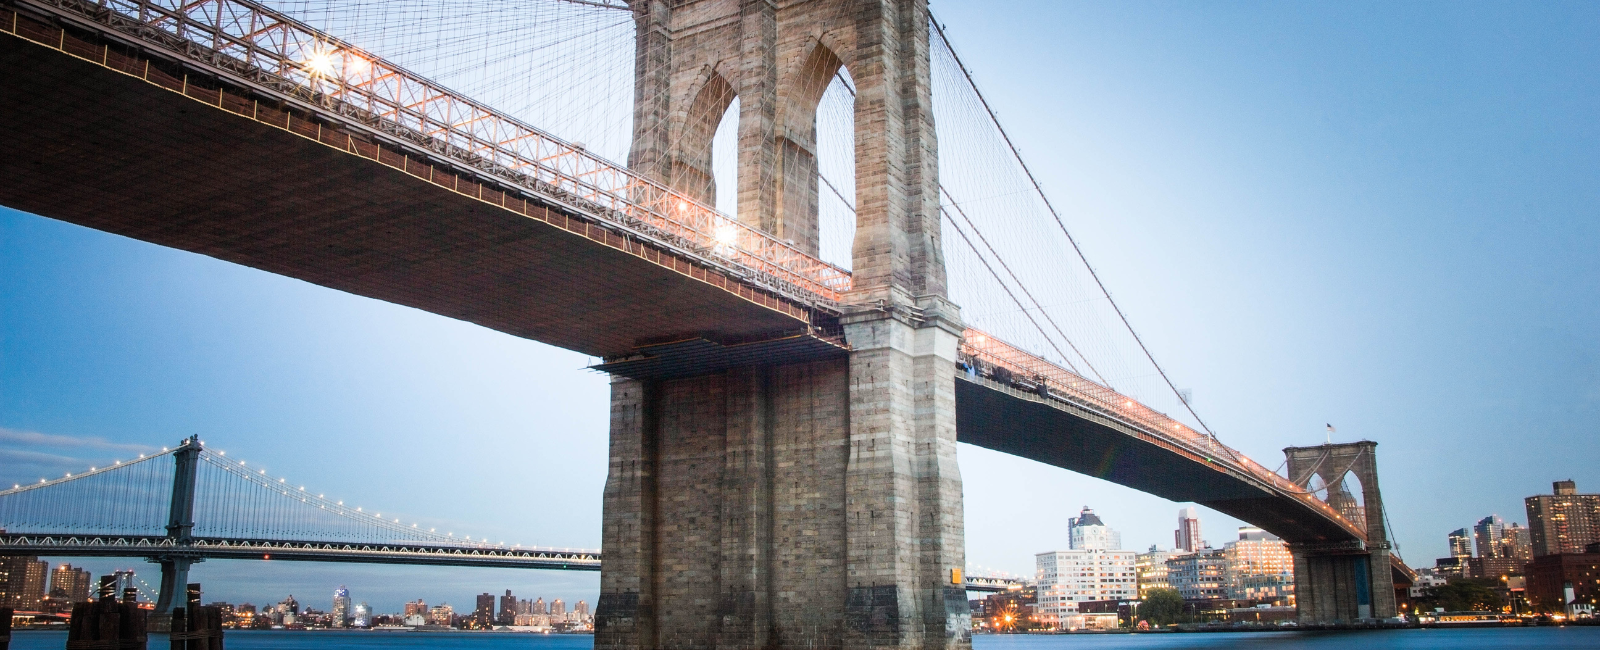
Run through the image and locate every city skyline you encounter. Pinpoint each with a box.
[3,0,1598,601]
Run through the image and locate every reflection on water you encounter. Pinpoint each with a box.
[10,627,1600,649]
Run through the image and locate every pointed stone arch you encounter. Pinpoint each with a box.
[772,40,848,258]
[667,68,738,205]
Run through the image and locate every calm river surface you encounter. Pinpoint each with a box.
[11,627,1600,649]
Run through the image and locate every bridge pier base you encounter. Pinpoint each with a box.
[1289,544,1394,623]
[596,311,966,650]
[151,557,195,618]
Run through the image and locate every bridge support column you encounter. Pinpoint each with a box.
[152,436,202,621]
[596,307,966,650]
[1284,441,1396,624]
[606,0,960,647]
[152,557,193,616]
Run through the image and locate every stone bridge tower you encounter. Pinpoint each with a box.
[1283,441,1398,623]
[598,2,966,650]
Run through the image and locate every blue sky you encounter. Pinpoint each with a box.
[4,0,1599,612]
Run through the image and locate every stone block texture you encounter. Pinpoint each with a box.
[601,2,966,648]
[1284,442,1397,622]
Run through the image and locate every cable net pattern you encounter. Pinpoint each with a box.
[0,451,174,536]
[8,0,1363,536]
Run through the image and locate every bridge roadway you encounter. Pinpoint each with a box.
[0,0,1405,594]
[0,533,1026,591]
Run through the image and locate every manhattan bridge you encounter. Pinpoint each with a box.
[0,0,1411,641]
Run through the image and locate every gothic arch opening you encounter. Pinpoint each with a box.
[710,96,740,217]
[774,42,854,265]
[670,71,737,206]
[815,67,856,270]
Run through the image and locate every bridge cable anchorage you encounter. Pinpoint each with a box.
[928,13,1225,448]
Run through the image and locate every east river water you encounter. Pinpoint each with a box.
[10,627,1600,650]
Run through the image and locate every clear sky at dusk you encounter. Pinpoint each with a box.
[3,0,1598,613]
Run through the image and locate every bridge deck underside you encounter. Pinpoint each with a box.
[955,376,1358,544]
[0,32,813,361]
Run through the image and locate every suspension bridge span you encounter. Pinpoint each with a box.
[0,0,1408,640]
[0,437,1023,606]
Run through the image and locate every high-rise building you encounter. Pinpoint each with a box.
[1447,528,1472,559]
[1167,549,1228,600]
[1222,527,1294,604]
[575,600,589,618]
[404,600,428,617]
[474,593,495,627]
[352,602,371,628]
[1526,480,1600,556]
[498,590,517,625]
[550,598,566,618]
[1134,546,1181,600]
[429,604,454,626]
[1035,549,1137,628]
[532,597,546,615]
[1175,507,1203,553]
[48,564,92,605]
[331,586,351,628]
[1325,479,1367,532]
[0,556,49,610]
[1502,523,1533,562]
[1474,515,1505,559]
[1068,507,1121,551]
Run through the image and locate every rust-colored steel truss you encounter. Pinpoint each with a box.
[13,0,850,306]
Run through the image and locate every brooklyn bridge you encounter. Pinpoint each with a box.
[0,0,1411,644]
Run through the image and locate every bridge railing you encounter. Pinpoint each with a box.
[959,328,1366,538]
[34,0,850,306]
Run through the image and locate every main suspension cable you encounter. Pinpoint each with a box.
[929,13,1219,441]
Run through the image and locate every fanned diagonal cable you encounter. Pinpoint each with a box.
[944,210,1088,378]
[942,186,1108,387]
[930,14,1222,444]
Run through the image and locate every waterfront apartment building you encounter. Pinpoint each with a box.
[48,563,92,605]
[331,586,351,628]
[1134,546,1182,599]
[1167,548,1228,600]
[0,556,48,610]
[1222,527,1294,604]
[404,600,427,617]
[1035,550,1137,627]
[429,604,454,625]
[499,590,517,625]
[1526,480,1600,556]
